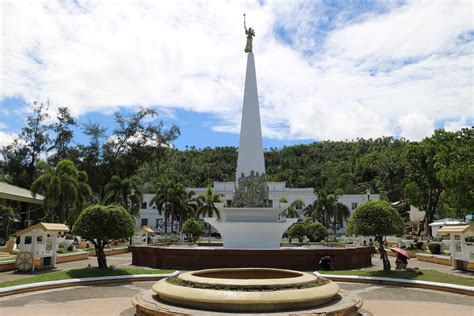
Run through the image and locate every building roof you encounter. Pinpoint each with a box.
[16,223,70,236]
[438,225,474,234]
[0,182,44,205]
[138,226,154,234]
[429,218,466,227]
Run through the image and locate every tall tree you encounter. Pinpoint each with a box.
[347,200,404,271]
[197,186,222,243]
[0,206,15,238]
[104,175,143,217]
[152,180,190,236]
[1,102,50,189]
[31,159,92,224]
[48,107,76,164]
[403,132,445,237]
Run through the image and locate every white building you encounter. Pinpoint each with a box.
[136,187,379,235]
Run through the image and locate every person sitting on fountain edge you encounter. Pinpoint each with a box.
[319,255,335,271]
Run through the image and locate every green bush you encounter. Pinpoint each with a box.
[288,224,306,242]
[182,219,205,242]
[305,222,328,242]
[72,204,134,268]
[428,242,441,254]
[347,200,405,271]
[66,244,74,252]
[415,241,424,250]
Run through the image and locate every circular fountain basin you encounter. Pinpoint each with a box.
[152,268,340,312]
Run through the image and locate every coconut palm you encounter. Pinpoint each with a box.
[197,186,222,243]
[0,206,15,238]
[104,175,143,217]
[280,199,304,219]
[32,159,92,224]
[333,202,351,235]
[152,180,191,236]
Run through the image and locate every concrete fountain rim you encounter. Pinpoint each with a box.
[178,267,317,288]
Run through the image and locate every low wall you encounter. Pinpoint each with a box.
[57,251,89,263]
[130,246,373,271]
[89,247,129,257]
[416,253,451,266]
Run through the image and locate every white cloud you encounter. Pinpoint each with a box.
[398,113,434,141]
[0,131,17,147]
[0,0,472,142]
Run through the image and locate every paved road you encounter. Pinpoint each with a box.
[0,281,472,316]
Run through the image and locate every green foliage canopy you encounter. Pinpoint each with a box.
[72,204,134,268]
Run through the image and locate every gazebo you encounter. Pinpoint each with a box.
[438,224,474,271]
[15,223,69,271]
[132,226,155,245]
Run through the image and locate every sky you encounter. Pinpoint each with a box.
[0,0,473,150]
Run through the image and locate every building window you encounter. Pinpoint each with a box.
[141,202,147,209]
[268,200,273,207]
[141,218,148,226]
[351,203,357,210]
[226,200,232,207]
[156,219,160,228]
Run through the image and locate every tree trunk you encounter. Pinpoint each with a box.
[376,236,391,271]
[96,243,108,269]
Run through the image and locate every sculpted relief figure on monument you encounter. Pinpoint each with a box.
[233,170,269,207]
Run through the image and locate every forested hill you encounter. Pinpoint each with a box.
[1,104,472,223]
[139,137,409,201]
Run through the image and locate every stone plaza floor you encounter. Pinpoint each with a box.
[0,281,472,315]
[0,252,473,315]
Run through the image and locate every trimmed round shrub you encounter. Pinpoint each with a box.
[66,244,74,251]
[182,219,205,242]
[305,222,328,242]
[72,204,135,268]
[415,241,424,250]
[428,242,441,254]
[288,224,306,242]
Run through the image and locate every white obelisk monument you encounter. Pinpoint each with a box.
[204,19,297,249]
[236,52,265,179]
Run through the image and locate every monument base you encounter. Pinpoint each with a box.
[205,217,297,248]
[129,246,373,270]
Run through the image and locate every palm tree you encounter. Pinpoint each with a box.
[314,190,334,227]
[152,180,190,237]
[280,199,304,219]
[303,200,317,217]
[0,206,15,238]
[68,171,93,225]
[104,175,143,216]
[333,202,351,235]
[197,186,222,244]
[32,159,92,224]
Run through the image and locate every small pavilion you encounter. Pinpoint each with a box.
[132,226,155,245]
[15,223,69,271]
[438,224,474,271]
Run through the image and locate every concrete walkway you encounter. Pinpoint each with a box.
[0,281,472,316]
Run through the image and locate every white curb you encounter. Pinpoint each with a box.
[0,271,179,294]
[314,271,474,293]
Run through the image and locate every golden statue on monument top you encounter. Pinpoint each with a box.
[244,13,255,53]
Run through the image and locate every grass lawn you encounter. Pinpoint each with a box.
[319,269,474,287]
[0,256,15,262]
[0,267,175,288]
